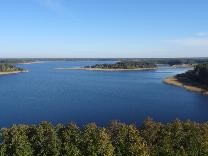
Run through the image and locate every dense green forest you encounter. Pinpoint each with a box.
[176,63,208,87]
[0,64,24,72]
[1,119,208,156]
[85,61,157,69]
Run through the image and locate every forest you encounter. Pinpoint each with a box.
[0,64,24,72]
[145,58,208,66]
[117,58,208,66]
[1,119,208,156]
[176,63,208,87]
[85,61,157,69]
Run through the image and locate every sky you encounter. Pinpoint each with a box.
[0,0,208,58]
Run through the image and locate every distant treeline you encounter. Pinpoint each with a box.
[177,63,208,87]
[120,58,208,66]
[0,59,35,64]
[85,61,157,69]
[1,58,208,66]
[0,58,118,64]
[0,64,24,72]
[1,119,208,155]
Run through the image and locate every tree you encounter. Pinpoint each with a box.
[82,123,114,156]
[1,125,33,156]
[140,117,163,155]
[28,122,59,156]
[109,121,149,156]
[57,123,81,156]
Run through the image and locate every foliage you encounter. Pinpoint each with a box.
[1,125,33,156]
[57,123,81,156]
[191,63,208,85]
[1,119,208,155]
[0,63,24,72]
[176,63,208,87]
[85,61,157,69]
[118,58,208,66]
[28,122,59,156]
[109,121,149,156]
[82,123,114,156]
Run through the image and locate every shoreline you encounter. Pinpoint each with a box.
[171,64,194,68]
[0,70,28,75]
[56,67,157,71]
[18,61,44,65]
[163,77,208,95]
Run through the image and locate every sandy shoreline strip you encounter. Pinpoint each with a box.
[18,61,44,65]
[0,70,28,75]
[163,77,208,95]
[56,67,157,71]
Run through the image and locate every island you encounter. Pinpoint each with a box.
[57,61,157,71]
[164,63,208,95]
[0,63,25,75]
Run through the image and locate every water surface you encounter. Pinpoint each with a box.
[0,61,208,127]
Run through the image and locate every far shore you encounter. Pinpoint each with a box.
[18,61,44,65]
[163,77,208,95]
[56,67,157,71]
[0,70,28,75]
[171,64,194,68]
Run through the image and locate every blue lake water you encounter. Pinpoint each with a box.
[0,61,208,127]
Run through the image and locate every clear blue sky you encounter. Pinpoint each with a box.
[1,0,208,58]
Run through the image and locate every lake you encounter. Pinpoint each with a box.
[0,61,208,127]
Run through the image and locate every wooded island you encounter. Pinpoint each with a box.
[83,61,157,71]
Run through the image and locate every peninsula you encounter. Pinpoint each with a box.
[164,63,208,95]
[0,63,25,75]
